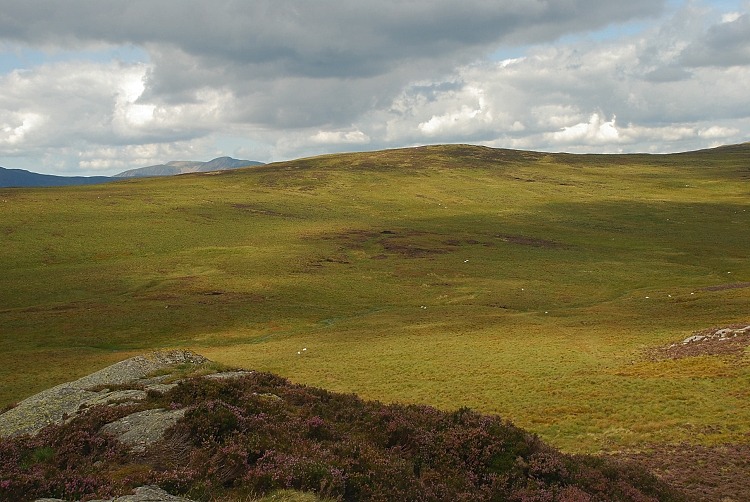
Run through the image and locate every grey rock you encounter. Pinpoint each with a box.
[682,334,706,344]
[34,484,196,501]
[101,408,187,453]
[681,325,750,345]
[74,350,209,388]
[88,389,150,405]
[143,383,179,394]
[0,350,208,438]
[0,385,99,437]
[204,370,254,380]
[112,485,195,501]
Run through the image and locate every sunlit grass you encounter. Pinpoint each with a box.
[2,144,749,453]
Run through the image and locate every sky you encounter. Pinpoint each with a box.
[0,1,749,176]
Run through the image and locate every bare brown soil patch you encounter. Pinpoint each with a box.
[495,233,565,248]
[700,282,750,292]
[317,228,379,244]
[648,324,750,361]
[612,443,750,502]
[317,229,451,258]
[380,239,448,258]
[314,228,567,263]
[230,203,288,217]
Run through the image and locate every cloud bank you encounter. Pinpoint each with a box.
[0,0,748,174]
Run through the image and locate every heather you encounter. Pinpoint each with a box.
[0,372,684,501]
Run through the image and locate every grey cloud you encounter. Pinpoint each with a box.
[642,65,692,82]
[0,1,665,78]
[143,43,476,130]
[680,14,750,67]
[0,0,666,132]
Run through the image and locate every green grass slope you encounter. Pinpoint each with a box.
[2,144,749,454]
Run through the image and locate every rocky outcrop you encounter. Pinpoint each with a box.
[35,485,195,502]
[681,325,750,344]
[649,324,750,361]
[100,408,187,453]
[1,350,256,502]
[0,350,209,438]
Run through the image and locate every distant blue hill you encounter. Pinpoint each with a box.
[0,166,114,188]
[0,157,264,187]
[114,157,263,177]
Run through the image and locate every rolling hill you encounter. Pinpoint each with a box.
[0,166,113,188]
[1,143,749,499]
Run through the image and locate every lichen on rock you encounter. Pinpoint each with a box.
[101,408,187,453]
[0,350,209,438]
[34,485,196,502]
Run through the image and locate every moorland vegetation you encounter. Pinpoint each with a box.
[0,363,685,501]
[1,143,749,499]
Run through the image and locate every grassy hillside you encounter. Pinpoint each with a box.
[2,144,749,454]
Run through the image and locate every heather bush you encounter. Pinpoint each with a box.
[0,405,132,500]
[0,372,686,501]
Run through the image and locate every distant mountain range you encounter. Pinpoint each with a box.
[0,157,263,188]
[0,167,113,188]
[113,157,263,178]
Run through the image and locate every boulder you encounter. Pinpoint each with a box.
[100,408,187,453]
[35,485,196,502]
[0,350,207,438]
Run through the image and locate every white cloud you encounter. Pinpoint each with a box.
[531,105,586,130]
[418,86,493,136]
[0,60,243,173]
[310,130,370,145]
[721,12,742,23]
[549,113,621,145]
[699,125,740,138]
[370,3,750,155]
[116,73,155,127]
[0,111,44,147]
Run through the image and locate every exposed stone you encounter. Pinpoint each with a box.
[0,350,208,438]
[101,408,187,453]
[652,323,750,361]
[0,385,99,437]
[681,325,750,345]
[34,484,196,502]
[74,350,209,388]
[204,370,254,380]
[88,389,150,406]
[143,383,179,394]
[682,334,706,344]
[5,352,263,501]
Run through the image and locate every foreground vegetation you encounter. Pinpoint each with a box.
[1,144,749,457]
[0,371,683,501]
